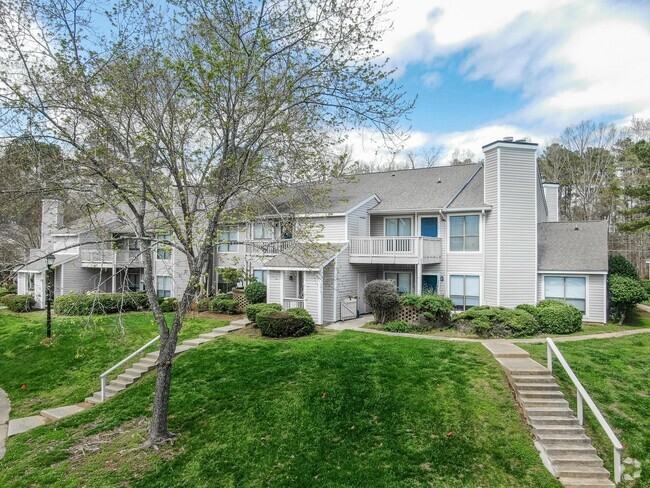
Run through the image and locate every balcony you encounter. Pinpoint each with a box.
[283,298,304,309]
[349,236,442,265]
[244,239,293,256]
[81,250,145,268]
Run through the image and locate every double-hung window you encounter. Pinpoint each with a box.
[253,222,274,240]
[217,227,238,253]
[544,276,586,313]
[156,233,172,260]
[156,276,172,298]
[253,269,268,285]
[449,275,480,310]
[385,217,411,237]
[385,272,412,294]
[449,215,480,252]
[27,274,35,292]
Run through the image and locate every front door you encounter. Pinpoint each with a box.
[421,217,438,237]
[357,273,369,314]
[422,275,438,294]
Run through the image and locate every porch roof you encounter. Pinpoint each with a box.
[537,221,608,272]
[16,253,78,273]
[261,242,345,270]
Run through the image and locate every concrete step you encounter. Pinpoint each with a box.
[519,390,565,399]
[520,398,570,408]
[174,344,194,354]
[215,324,244,332]
[525,407,574,417]
[139,357,157,366]
[7,416,48,436]
[183,338,210,346]
[483,341,531,358]
[85,396,102,404]
[199,332,223,340]
[105,384,126,395]
[528,416,581,426]
[548,455,604,467]
[558,478,614,488]
[110,378,135,388]
[555,466,611,479]
[211,329,228,335]
[537,433,592,446]
[515,383,560,392]
[544,445,598,457]
[146,351,159,359]
[40,405,87,421]
[512,374,555,384]
[533,425,585,436]
[126,365,153,375]
[118,372,142,382]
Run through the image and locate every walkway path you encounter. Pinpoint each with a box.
[483,341,614,488]
[2,320,247,449]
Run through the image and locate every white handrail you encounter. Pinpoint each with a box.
[546,338,624,484]
[100,335,160,401]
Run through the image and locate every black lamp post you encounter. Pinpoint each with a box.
[45,254,55,338]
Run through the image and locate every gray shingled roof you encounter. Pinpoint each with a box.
[538,221,609,272]
[446,166,490,209]
[263,242,345,269]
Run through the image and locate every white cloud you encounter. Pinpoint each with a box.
[421,71,442,88]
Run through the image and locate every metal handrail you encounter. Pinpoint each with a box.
[100,335,160,401]
[546,338,624,483]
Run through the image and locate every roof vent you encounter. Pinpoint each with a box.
[516,138,528,143]
[574,225,580,231]
[437,178,441,184]
[503,136,513,142]
[391,173,395,177]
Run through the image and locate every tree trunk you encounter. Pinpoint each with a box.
[148,339,176,443]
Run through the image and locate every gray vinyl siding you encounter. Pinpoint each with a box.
[336,248,378,317]
[303,271,322,323]
[322,262,335,323]
[267,270,282,304]
[537,274,607,324]
[543,185,560,222]
[537,177,548,223]
[347,198,378,237]
[483,148,499,305]
[60,259,98,295]
[297,216,346,243]
[370,214,416,237]
[284,271,297,297]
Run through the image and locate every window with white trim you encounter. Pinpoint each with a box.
[385,272,412,294]
[253,222,274,240]
[27,274,35,292]
[449,275,480,310]
[449,215,480,252]
[156,233,172,260]
[253,269,268,285]
[544,276,586,313]
[385,217,412,236]
[156,275,172,298]
[217,227,238,253]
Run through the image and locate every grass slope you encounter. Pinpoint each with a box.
[0,331,559,487]
[523,334,650,487]
[0,310,227,417]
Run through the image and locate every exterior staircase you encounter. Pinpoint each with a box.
[85,323,246,404]
[484,341,615,488]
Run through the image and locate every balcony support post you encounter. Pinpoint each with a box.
[416,263,423,295]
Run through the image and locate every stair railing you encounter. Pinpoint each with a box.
[546,338,624,483]
[100,335,160,402]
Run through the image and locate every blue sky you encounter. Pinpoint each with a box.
[348,0,650,163]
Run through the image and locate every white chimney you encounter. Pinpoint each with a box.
[41,199,63,251]
[542,183,560,222]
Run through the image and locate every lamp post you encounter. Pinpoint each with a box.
[45,254,55,339]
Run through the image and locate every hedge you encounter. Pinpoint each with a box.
[257,308,315,338]
[608,275,648,324]
[54,292,149,315]
[1,294,35,313]
[210,297,239,314]
[535,300,583,334]
[244,281,267,304]
[609,255,639,280]
[452,306,538,338]
[399,293,455,326]
[246,303,282,324]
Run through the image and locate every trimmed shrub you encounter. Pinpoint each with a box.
[609,275,648,324]
[452,306,537,338]
[54,292,149,316]
[246,303,282,324]
[2,294,35,312]
[380,321,412,333]
[244,281,267,304]
[609,255,639,280]
[0,289,11,299]
[257,309,315,338]
[515,303,538,317]
[535,300,583,334]
[210,297,239,314]
[196,297,212,312]
[364,280,399,324]
[399,293,455,326]
[158,297,178,313]
[286,307,315,333]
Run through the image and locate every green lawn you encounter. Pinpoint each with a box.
[0,330,560,487]
[522,334,650,487]
[0,310,228,417]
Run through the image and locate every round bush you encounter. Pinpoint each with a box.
[535,300,583,334]
[210,297,239,314]
[515,303,538,317]
[246,303,282,323]
[196,297,212,312]
[257,309,315,338]
[380,321,411,333]
[452,306,538,338]
[158,297,178,313]
[609,274,648,323]
[244,281,267,304]
[609,255,639,279]
[364,280,399,324]
[1,294,35,313]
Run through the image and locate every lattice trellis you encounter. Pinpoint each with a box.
[232,288,249,313]
[388,305,422,325]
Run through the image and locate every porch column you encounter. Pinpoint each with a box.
[111,264,116,293]
[416,263,423,295]
[279,270,285,309]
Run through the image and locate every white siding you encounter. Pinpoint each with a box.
[483,148,499,305]
[303,271,321,323]
[445,212,485,300]
[267,270,282,304]
[322,262,336,323]
[335,248,379,319]
[347,198,378,238]
[543,184,560,222]
[60,259,98,295]
[537,176,548,223]
[297,216,346,243]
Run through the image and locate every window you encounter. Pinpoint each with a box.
[156,233,172,260]
[27,274,35,292]
[449,275,480,310]
[127,271,141,292]
[253,269,268,285]
[127,238,140,251]
[385,272,412,294]
[385,217,412,236]
[544,276,586,313]
[449,215,480,252]
[156,276,172,298]
[253,222,274,240]
[217,227,238,253]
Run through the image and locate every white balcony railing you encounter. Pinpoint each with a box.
[283,298,304,309]
[81,249,145,267]
[349,236,442,264]
[245,239,293,256]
